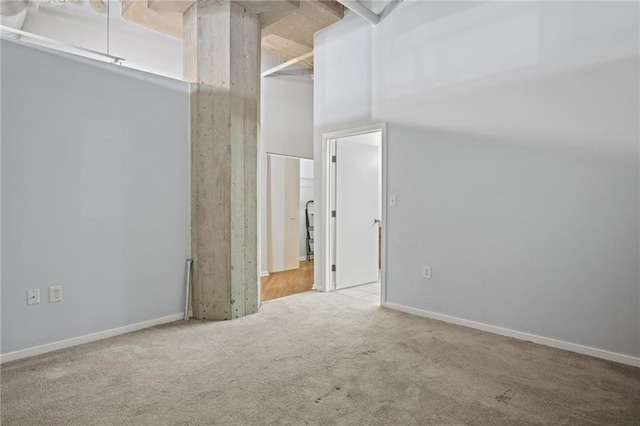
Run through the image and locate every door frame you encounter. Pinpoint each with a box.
[259,152,313,283]
[321,123,387,303]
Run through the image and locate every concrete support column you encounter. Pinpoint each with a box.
[184,0,259,320]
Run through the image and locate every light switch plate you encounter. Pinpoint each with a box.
[389,194,397,207]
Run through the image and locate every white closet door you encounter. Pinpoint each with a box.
[267,156,300,272]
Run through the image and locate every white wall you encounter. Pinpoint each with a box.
[313,11,373,291]
[1,40,190,354]
[259,51,314,274]
[314,1,640,359]
[261,51,314,158]
[21,1,182,80]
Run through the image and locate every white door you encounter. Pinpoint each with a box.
[334,132,381,289]
[267,155,300,272]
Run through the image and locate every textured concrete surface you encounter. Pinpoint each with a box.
[184,0,260,320]
[2,291,639,425]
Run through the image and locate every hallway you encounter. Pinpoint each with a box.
[260,260,314,301]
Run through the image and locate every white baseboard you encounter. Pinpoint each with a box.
[382,302,640,368]
[260,271,270,277]
[0,313,184,364]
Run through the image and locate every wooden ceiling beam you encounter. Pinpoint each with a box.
[148,0,194,15]
[260,1,342,63]
[121,0,182,39]
[262,34,314,68]
[120,0,343,62]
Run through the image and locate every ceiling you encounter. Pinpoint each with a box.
[120,0,344,69]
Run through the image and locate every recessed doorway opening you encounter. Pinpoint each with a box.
[260,153,315,301]
[324,124,386,305]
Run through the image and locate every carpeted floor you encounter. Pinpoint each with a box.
[1,291,639,425]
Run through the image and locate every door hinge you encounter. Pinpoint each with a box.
[331,210,336,218]
[331,264,336,272]
[331,155,337,163]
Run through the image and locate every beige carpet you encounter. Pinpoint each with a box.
[2,291,639,425]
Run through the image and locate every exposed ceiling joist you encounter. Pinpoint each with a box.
[148,0,193,15]
[262,34,314,68]
[260,1,342,66]
[267,68,314,77]
[261,50,313,77]
[121,0,183,38]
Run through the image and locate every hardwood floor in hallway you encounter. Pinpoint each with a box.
[260,260,314,301]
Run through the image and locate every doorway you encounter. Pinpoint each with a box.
[325,124,386,304]
[260,153,315,301]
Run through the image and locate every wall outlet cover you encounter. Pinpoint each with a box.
[49,285,63,303]
[423,266,432,279]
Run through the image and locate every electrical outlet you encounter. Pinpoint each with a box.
[423,266,432,279]
[49,285,63,303]
[27,289,40,305]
